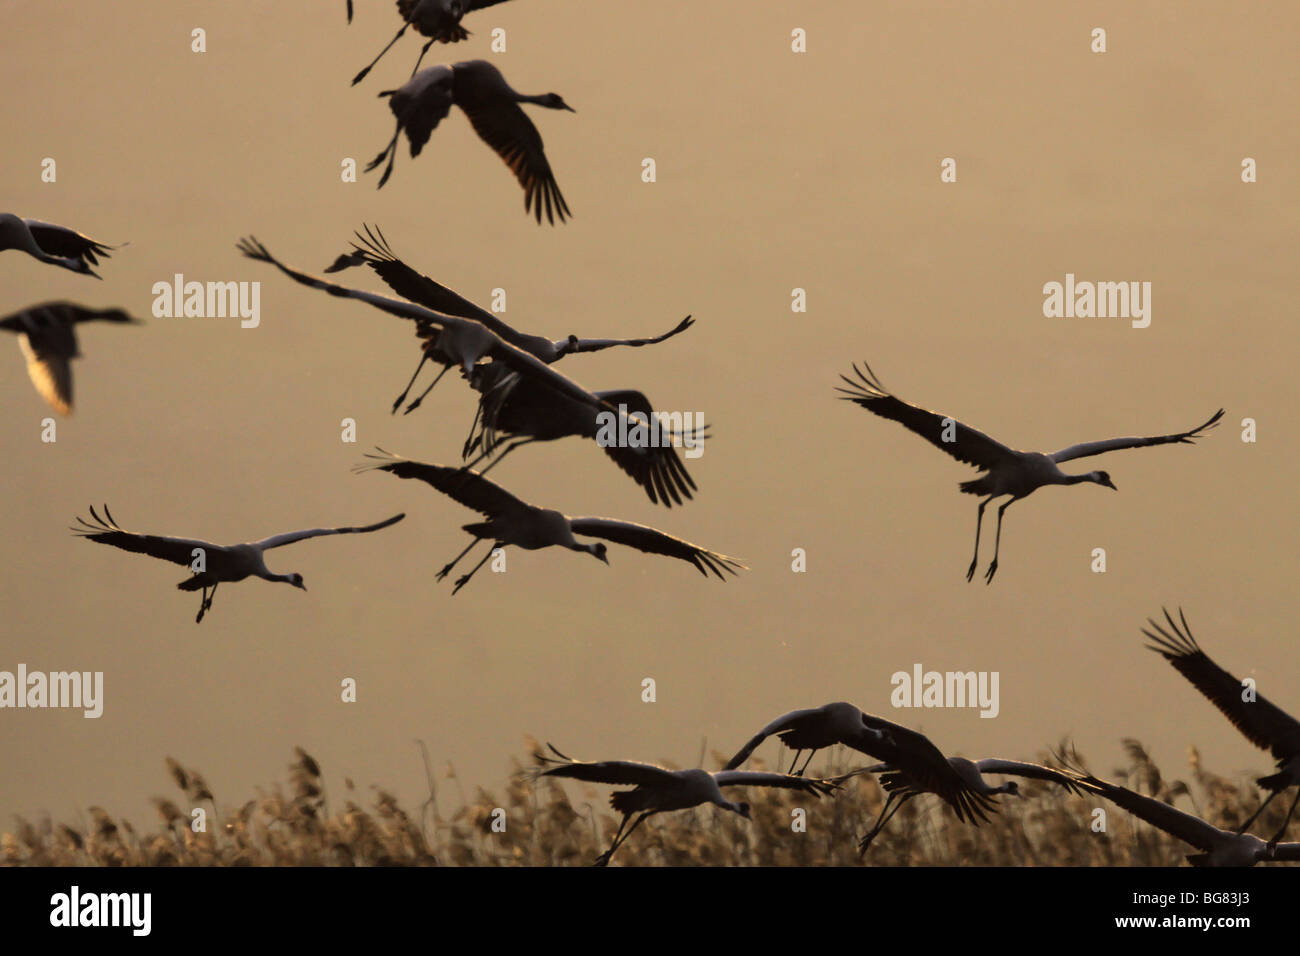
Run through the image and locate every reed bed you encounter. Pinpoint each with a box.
[3,739,1292,866]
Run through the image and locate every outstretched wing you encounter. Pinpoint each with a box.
[356,450,532,518]
[1080,773,1221,852]
[23,219,116,267]
[14,332,74,416]
[712,771,839,798]
[387,66,455,157]
[535,746,677,789]
[1144,607,1300,762]
[722,708,833,770]
[565,316,695,354]
[973,758,1090,794]
[236,237,613,414]
[591,389,702,508]
[452,62,571,224]
[567,517,745,579]
[836,362,1017,471]
[72,505,212,567]
[336,225,500,326]
[252,513,405,550]
[860,715,995,825]
[1051,409,1224,463]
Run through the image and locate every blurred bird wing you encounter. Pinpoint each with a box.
[17,334,73,414]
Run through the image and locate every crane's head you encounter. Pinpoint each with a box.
[1001,781,1024,798]
[1091,471,1117,490]
[587,542,610,565]
[734,801,752,819]
[543,93,576,113]
[289,573,307,591]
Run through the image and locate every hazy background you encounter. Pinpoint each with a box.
[1,2,1295,833]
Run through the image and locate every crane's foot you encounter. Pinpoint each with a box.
[451,574,472,594]
[403,398,424,415]
[965,561,978,583]
[983,560,999,585]
[435,565,453,581]
[593,852,612,868]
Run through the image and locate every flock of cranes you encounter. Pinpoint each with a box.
[4,2,1288,870]
[538,611,1298,865]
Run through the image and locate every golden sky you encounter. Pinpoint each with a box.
[1,1,1296,830]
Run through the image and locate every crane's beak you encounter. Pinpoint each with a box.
[1104,479,1118,491]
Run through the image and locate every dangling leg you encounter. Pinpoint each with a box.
[352,23,411,85]
[452,545,499,594]
[594,812,634,867]
[437,538,483,581]
[196,582,218,623]
[402,363,449,414]
[461,403,485,460]
[408,38,435,78]
[966,496,995,582]
[1236,790,1278,835]
[366,120,403,189]
[795,749,819,776]
[1266,788,1299,848]
[392,352,430,413]
[786,750,804,775]
[984,498,1019,584]
[859,792,911,855]
[596,811,656,866]
[473,439,539,480]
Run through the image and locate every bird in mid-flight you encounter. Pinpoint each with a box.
[0,302,139,414]
[366,60,574,223]
[73,506,405,622]
[838,361,1223,582]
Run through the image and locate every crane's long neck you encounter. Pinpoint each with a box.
[249,552,295,585]
[1058,471,1103,486]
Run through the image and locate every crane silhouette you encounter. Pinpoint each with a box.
[323,225,692,414]
[838,361,1223,582]
[350,1,516,85]
[73,506,404,622]
[0,214,118,278]
[1143,608,1299,845]
[534,743,841,866]
[355,451,744,592]
[1,302,139,414]
[366,60,574,224]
